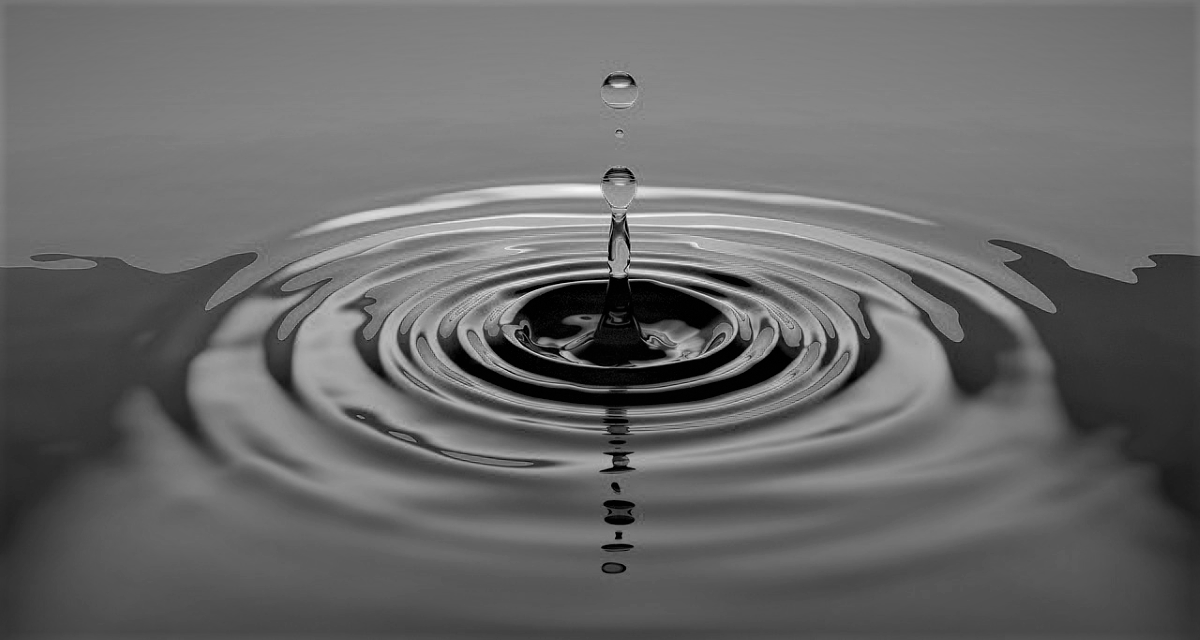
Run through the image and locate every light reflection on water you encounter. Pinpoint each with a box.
[3,184,1194,637]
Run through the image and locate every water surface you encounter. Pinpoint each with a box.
[2,4,1196,638]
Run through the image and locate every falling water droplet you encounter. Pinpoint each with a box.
[601,167,637,212]
[601,72,639,109]
[615,128,625,139]
[602,562,627,574]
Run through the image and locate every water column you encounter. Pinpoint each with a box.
[590,167,643,358]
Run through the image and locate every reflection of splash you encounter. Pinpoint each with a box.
[600,407,633,574]
[600,408,634,474]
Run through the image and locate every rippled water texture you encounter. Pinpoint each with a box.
[4,5,1197,638]
[4,184,1196,637]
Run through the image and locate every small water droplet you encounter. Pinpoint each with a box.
[602,562,627,574]
[610,482,621,493]
[615,128,625,139]
[602,543,634,552]
[601,72,639,109]
[601,166,637,212]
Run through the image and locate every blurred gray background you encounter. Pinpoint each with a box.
[4,2,1195,277]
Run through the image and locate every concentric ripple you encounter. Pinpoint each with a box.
[12,183,1190,636]
[166,180,1095,496]
[197,183,1056,457]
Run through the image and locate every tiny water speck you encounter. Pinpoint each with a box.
[601,72,639,109]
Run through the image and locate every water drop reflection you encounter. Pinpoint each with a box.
[599,407,637,569]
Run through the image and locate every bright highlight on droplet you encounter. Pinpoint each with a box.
[601,72,639,109]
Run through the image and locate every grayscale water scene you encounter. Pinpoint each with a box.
[2,4,1196,639]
